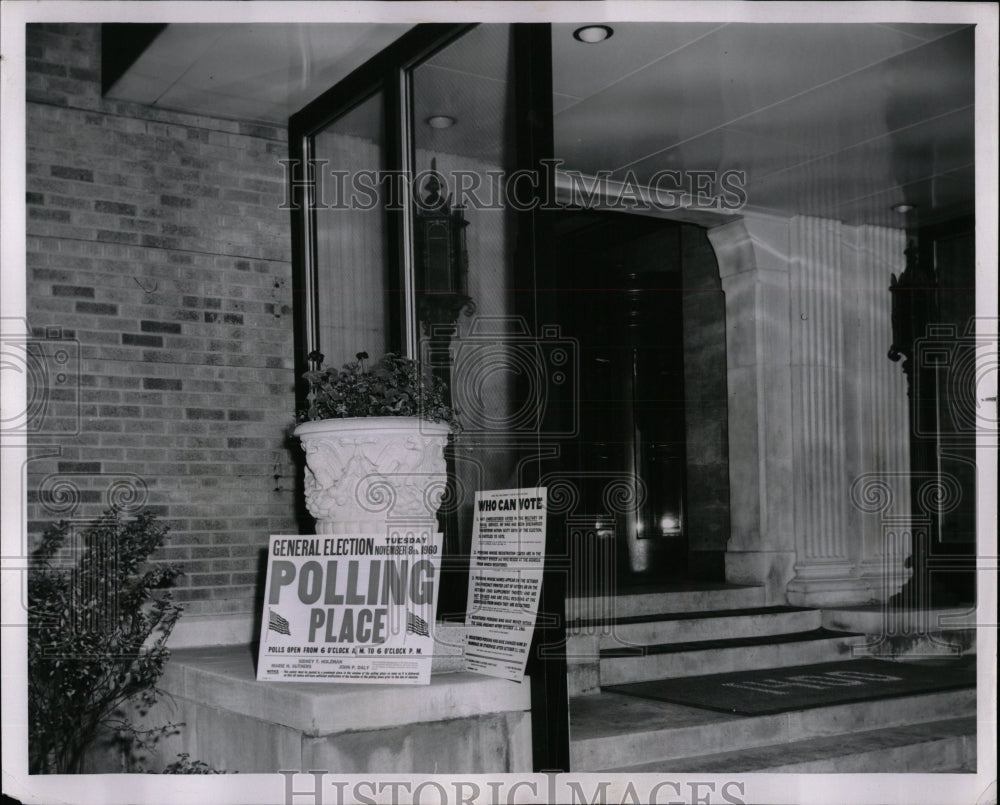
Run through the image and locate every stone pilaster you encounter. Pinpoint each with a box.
[785,217,871,606]
[845,224,912,601]
[709,213,911,607]
[708,214,797,603]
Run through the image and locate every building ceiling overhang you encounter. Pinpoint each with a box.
[105,21,975,229]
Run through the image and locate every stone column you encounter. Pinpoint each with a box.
[785,216,872,606]
[708,214,797,604]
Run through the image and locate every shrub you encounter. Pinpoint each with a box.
[161,752,228,774]
[28,509,183,773]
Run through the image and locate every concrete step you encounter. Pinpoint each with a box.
[569,686,976,771]
[599,628,865,684]
[566,584,765,622]
[606,716,976,773]
[568,605,821,652]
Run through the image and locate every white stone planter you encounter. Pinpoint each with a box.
[294,417,450,534]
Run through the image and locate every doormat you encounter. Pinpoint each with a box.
[604,658,976,716]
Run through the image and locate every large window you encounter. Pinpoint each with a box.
[289,23,568,771]
[409,25,520,586]
[311,93,393,369]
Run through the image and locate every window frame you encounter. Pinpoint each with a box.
[288,24,474,399]
[286,22,568,772]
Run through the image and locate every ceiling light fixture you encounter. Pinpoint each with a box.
[426,115,456,129]
[892,203,916,214]
[573,25,614,44]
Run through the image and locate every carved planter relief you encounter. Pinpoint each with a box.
[294,417,450,534]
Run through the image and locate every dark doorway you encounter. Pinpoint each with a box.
[888,214,977,610]
[550,210,690,591]
[913,216,977,606]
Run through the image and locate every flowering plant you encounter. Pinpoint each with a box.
[299,351,458,429]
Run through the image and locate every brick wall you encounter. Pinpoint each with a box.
[25,23,300,616]
[680,224,731,579]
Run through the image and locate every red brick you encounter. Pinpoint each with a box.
[26,23,297,618]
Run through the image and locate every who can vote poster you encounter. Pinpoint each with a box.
[256,529,442,684]
[464,487,547,682]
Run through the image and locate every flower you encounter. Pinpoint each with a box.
[298,352,459,429]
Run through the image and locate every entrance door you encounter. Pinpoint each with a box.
[549,211,688,591]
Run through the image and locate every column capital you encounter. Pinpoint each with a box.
[708,212,791,279]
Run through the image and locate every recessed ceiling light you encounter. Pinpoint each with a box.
[426,115,456,129]
[892,203,916,214]
[573,25,614,44]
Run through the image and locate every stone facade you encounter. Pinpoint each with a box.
[680,224,731,579]
[139,644,532,774]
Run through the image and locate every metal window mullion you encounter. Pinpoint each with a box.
[396,64,417,360]
[301,133,321,363]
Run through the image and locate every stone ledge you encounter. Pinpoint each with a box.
[822,605,978,633]
[822,605,978,658]
[161,644,531,736]
[167,614,469,671]
[168,612,256,648]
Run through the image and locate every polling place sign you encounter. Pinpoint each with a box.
[256,530,441,684]
[464,488,547,682]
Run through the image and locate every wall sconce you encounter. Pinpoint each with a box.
[415,160,475,333]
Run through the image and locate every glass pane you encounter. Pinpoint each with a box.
[312,93,390,369]
[408,25,518,612]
